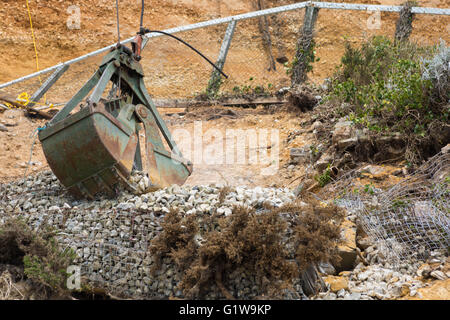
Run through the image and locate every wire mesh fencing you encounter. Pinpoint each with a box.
[0,54,103,113]
[60,208,165,299]
[219,9,305,96]
[140,24,226,99]
[323,152,449,266]
[1,1,449,108]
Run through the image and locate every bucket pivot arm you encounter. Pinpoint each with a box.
[39,45,192,199]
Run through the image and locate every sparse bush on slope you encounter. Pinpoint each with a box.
[150,199,344,299]
[328,36,449,164]
[421,40,450,106]
[0,217,76,299]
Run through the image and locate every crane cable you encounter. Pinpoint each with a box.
[138,0,228,79]
[115,0,121,97]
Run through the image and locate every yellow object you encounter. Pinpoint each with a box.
[17,92,31,106]
[3,92,54,110]
[26,0,46,102]
[3,102,13,109]
[319,201,328,208]
[5,2,52,111]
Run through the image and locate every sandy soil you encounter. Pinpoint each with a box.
[0,104,308,187]
[0,0,448,185]
[0,0,448,99]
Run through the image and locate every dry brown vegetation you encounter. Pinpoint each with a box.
[0,216,75,299]
[150,198,344,299]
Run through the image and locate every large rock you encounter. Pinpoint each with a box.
[337,137,357,150]
[402,279,450,300]
[323,275,349,292]
[356,236,372,251]
[359,165,389,176]
[315,151,334,172]
[290,147,311,165]
[335,219,357,271]
[332,119,354,144]
[317,262,336,275]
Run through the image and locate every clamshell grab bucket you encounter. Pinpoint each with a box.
[38,46,192,199]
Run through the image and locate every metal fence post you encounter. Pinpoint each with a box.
[395,2,415,42]
[206,20,237,97]
[27,64,69,108]
[291,3,319,86]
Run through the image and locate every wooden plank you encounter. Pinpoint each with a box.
[153,97,286,108]
[0,94,53,119]
[219,97,286,106]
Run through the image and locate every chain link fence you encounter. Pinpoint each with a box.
[323,151,449,265]
[1,1,449,107]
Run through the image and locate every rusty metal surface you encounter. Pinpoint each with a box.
[38,46,192,199]
[39,101,138,198]
[39,92,191,199]
[135,104,192,188]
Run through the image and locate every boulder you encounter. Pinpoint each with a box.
[317,262,336,275]
[287,85,318,112]
[356,236,372,251]
[323,275,349,292]
[335,219,357,271]
[289,147,311,164]
[359,165,388,176]
[311,120,323,131]
[337,137,357,150]
[430,270,447,281]
[441,143,450,154]
[315,151,334,172]
[402,279,450,300]
[332,119,354,144]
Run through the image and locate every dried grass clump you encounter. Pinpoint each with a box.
[149,209,198,274]
[0,271,25,300]
[150,199,344,299]
[275,200,344,269]
[0,217,75,299]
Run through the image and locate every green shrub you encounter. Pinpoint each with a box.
[421,40,450,106]
[0,217,76,297]
[23,240,76,292]
[328,36,449,163]
[315,166,332,187]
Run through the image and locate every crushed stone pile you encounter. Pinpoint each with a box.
[1,170,448,300]
[1,170,302,299]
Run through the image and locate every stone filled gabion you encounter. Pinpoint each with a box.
[331,152,450,265]
[0,170,299,299]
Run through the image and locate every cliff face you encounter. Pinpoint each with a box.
[0,0,448,96]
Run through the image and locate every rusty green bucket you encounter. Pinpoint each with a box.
[38,46,192,199]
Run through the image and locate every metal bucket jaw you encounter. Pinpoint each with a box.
[38,46,192,199]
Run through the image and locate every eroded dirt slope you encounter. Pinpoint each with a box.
[0,0,449,184]
[0,0,448,98]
